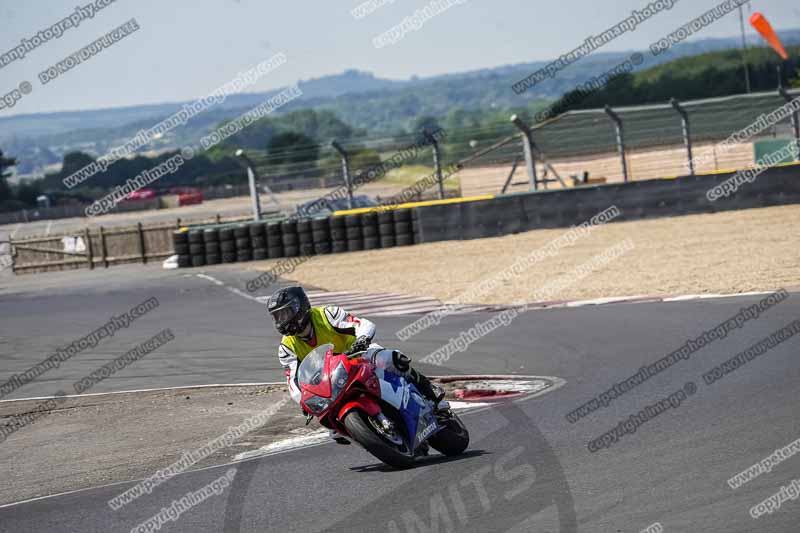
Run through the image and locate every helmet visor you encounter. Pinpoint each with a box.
[269,301,300,327]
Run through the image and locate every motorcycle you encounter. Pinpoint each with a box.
[297,343,469,468]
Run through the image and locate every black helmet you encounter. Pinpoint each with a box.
[267,286,311,336]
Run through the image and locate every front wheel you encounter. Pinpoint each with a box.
[428,412,469,456]
[343,410,415,469]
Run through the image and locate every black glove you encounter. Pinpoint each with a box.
[347,335,371,355]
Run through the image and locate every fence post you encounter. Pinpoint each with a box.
[137,222,147,264]
[670,98,695,175]
[99,226,108,268]
[779,87,800,161]
[501,156,521,194]
[604,105,629,183]
[331,140,353,209]
[235,150,263,221]
[423,129,445,200]
[84,228,94,270]
[510,115,538,191]
[8,235,14,275]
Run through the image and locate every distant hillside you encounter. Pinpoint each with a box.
[3,29,800,175]
[546,45,800,114]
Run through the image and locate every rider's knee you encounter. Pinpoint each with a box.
[392,350,411,372]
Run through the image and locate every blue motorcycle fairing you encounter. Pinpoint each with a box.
[375,368,441,451]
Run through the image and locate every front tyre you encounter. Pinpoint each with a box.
[428,412,469,456]
[343,410,415,469]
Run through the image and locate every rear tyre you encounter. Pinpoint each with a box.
[343,410,415,469]
[427,412,469,457]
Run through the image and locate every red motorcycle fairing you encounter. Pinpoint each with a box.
[338,395,381,419]
[300,347,383,425]
[329,357,382,420]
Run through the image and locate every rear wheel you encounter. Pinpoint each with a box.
[428,412,469,456]
[343,410,415,469]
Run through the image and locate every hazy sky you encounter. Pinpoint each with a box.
[0,0,797,116]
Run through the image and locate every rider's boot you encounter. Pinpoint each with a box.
[392,350,447,411]
[408,368,446,410]
[329,429,351,445]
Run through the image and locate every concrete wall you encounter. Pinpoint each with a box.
[416,164,800,243]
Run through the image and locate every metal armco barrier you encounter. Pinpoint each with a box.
[413,164,800,243]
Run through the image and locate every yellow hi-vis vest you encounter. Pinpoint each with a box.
[281,307,357,362]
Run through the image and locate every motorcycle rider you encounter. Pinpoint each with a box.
[267,285,445,444]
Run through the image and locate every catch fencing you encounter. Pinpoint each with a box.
[455,89,800,197]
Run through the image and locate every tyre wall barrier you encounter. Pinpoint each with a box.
[413,164,800,243]
[174,209,422,268]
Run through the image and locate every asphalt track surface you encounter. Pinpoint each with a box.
[0,265,799,532]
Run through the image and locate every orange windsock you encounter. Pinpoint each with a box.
[750,12,788,60]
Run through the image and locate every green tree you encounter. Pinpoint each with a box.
[60,151,95,178]
[266,131,319,165]
[0,149,16,205]
[15,180,43,206]
[349,148,383,180]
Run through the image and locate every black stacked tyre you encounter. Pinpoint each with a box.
[189,230,206,267]
[220,226,237,263]
[297,219,315,257]
[361,212,379,250]
[378,210,396,248]
[345,214,363,252]
[266,222,284,258]
[330,216,347,254]
[394,209,414,247]
[311,217,332,255]
[204,228,221,265]
[250,222,268,261]
[281,220,299,257]
[173,230,191,267]
[234,224,252,262]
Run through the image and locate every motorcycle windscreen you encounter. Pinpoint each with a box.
[297,343,333,387]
